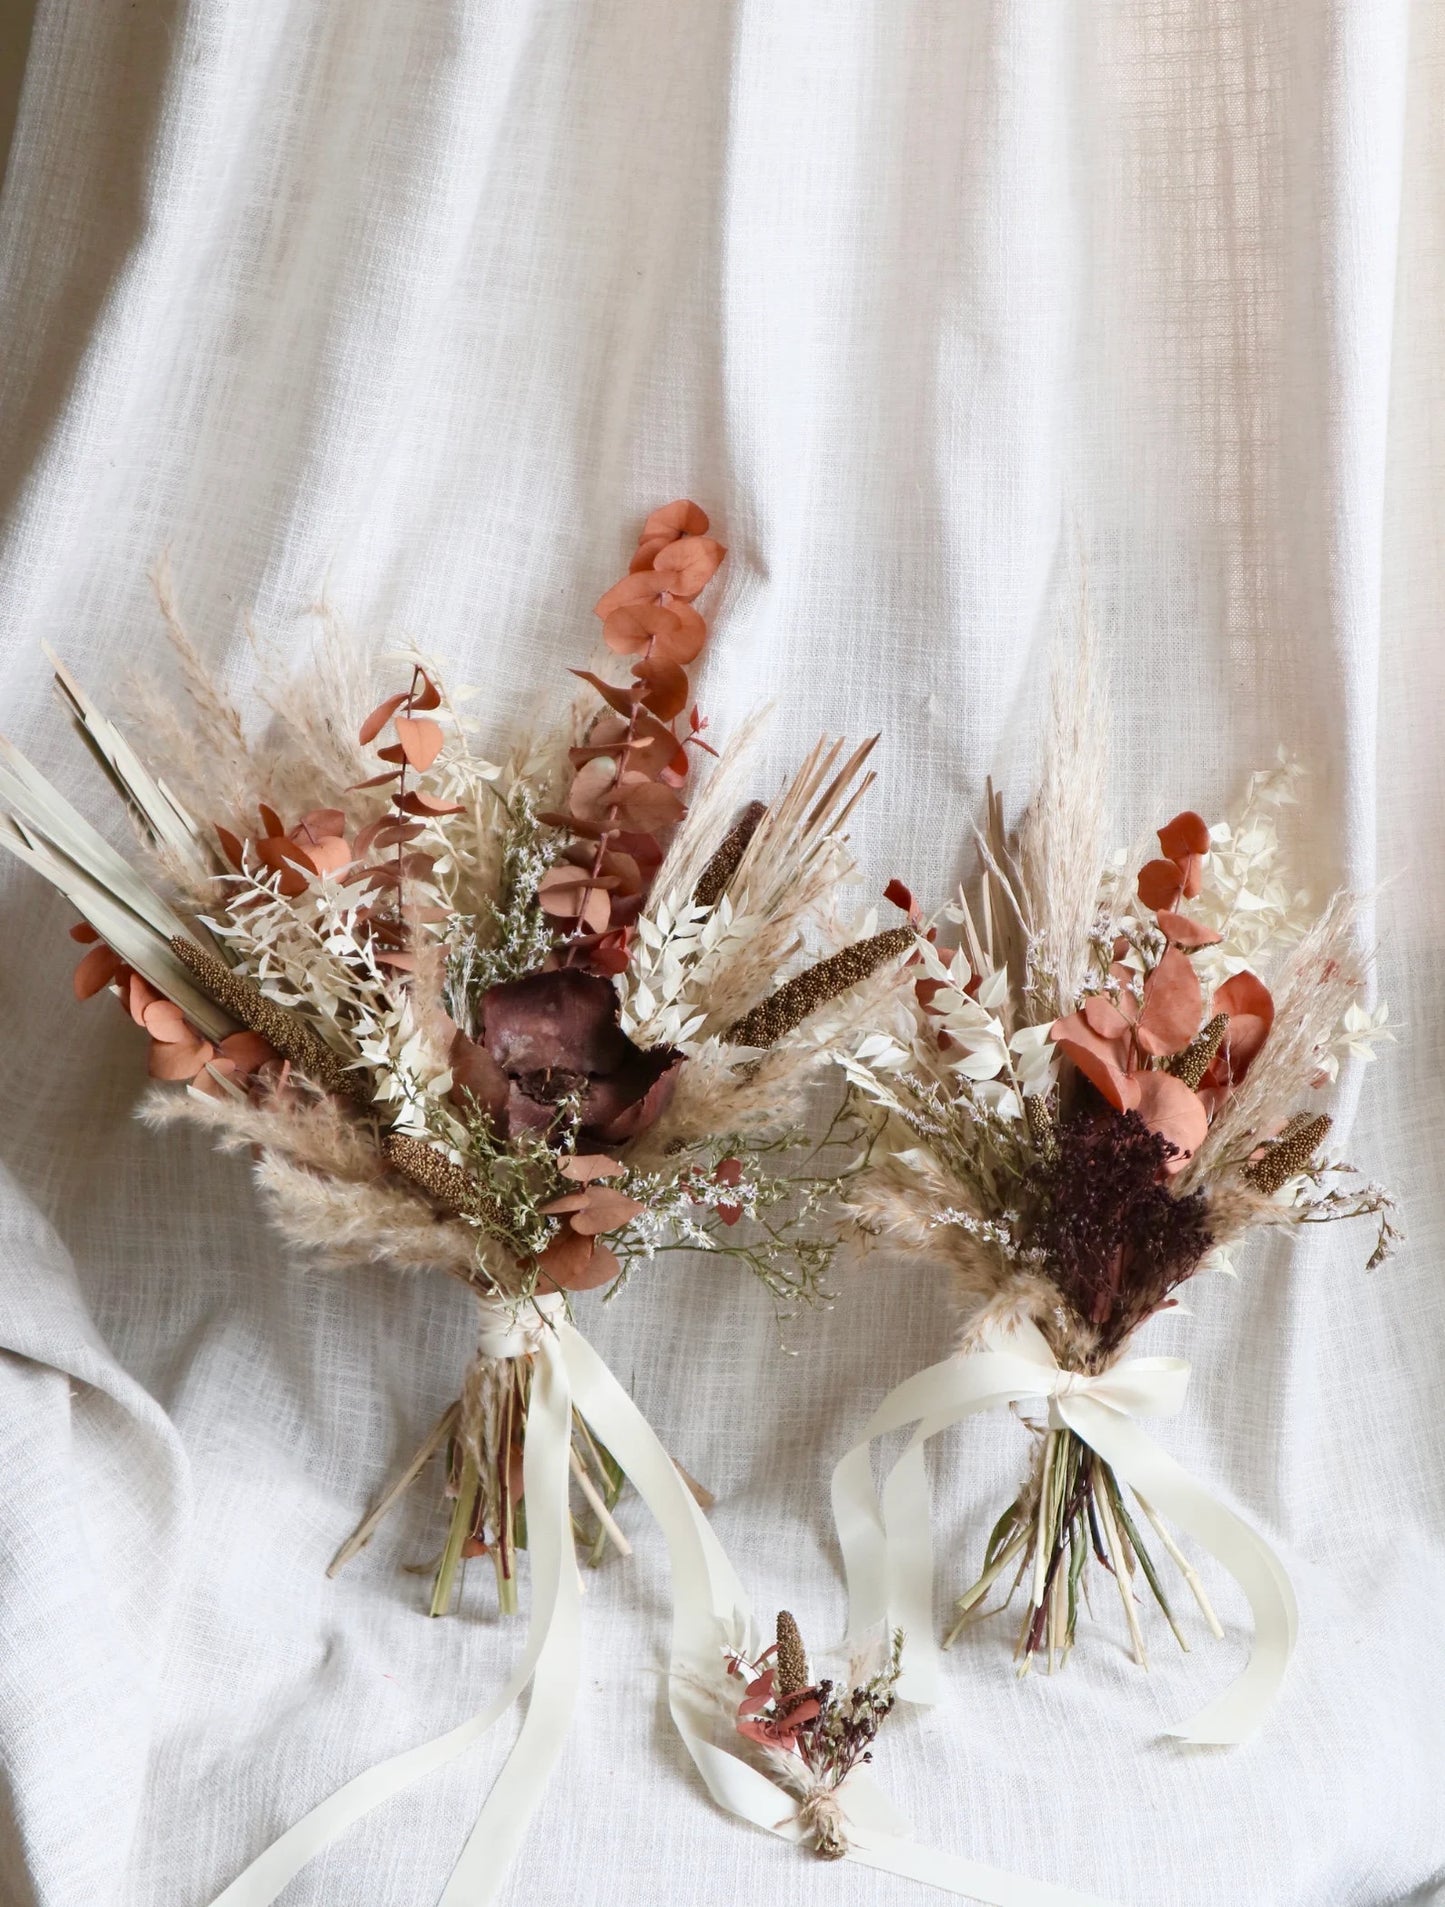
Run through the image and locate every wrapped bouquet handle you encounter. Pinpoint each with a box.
[207,1318,1117,1907]
[832,1319,1298,1745]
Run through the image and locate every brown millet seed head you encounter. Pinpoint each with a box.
[693,800,768,911]
[725,925,914,1049]
[381,1132,475,1215]
[1243,1111,1333,1195]
[1168,1012,1229,1090]
[170,936,368,1104]
[775,1609,808,1696]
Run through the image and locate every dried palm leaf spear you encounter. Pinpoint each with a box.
[836,634,1396,1739]
[0,504,914,1618]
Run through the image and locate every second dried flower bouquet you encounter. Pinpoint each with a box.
[835,645,1395,1743]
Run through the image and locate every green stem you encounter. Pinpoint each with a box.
[430,1450,479,1618]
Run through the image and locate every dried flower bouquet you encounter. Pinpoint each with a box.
[839,646,1396,1707]
[0,503,911,1621]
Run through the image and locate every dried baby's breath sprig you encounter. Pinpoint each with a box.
[726,926,914,1049]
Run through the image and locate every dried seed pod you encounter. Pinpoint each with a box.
[1242,1112,1332,1195]
[171,936,368,1104]
[693,800,767,909]
[775,1609,808,1697]
[726,926,914,1049]
[1167,1012,1229,1090]
[380,1132,475,1215]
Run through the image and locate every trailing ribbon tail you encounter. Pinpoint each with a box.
[830,1320,1298,1744]
[204,1332,579,1907]
[205,1321,1118,1907]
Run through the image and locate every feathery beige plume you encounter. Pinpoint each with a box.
[1017,618,1106,1021]
[253,1151,480,1281]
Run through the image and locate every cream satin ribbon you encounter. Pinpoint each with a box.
[205,1320,1117,1907]
[831,1319,1298,1745]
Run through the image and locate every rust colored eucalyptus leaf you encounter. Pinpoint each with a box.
[569,757,621,827]
[148,1033,213,1081]
[630,536,673,573]
[567,1184,647,1236]
[613,773,685,831]
[410,669,442,712]
[540,1190,591,1216]
[395,789,464,817]
[218,1031,275,1073]
[141,998,190,1043]
[1132,1071,1208,1170]
[394,716,445,771]
[73,943,121,999]
[1053,1036,1140,1112]
[572,669,638,718]
[537,1226,620,1292]
[1137,858,1184,911]
[1157,811,1211,861]
[651,535,725,600]
[641,499,709,540]
[595,571,665,622]
[632,656,689,720]
[294,808,347,842]
[1156,910,1222,949]
[1082,994,1133,1041]
[601,601,682,657]
[1135,946,1204,1057]
[558,1153,625,1182]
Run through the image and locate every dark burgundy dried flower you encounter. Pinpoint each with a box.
[450,968,680,1145]
[1027,1108,1213,1359]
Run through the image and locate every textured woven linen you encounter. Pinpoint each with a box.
[0,3,1442,1903]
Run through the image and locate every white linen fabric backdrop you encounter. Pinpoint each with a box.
[0,3,1442,1904]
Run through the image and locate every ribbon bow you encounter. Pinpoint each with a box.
[832,1319,1297,1745]
[205,1318,1117,1907]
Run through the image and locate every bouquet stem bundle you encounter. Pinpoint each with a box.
[948,1429,1221,1671]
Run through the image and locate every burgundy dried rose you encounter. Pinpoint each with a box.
[450,968,681,1145]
